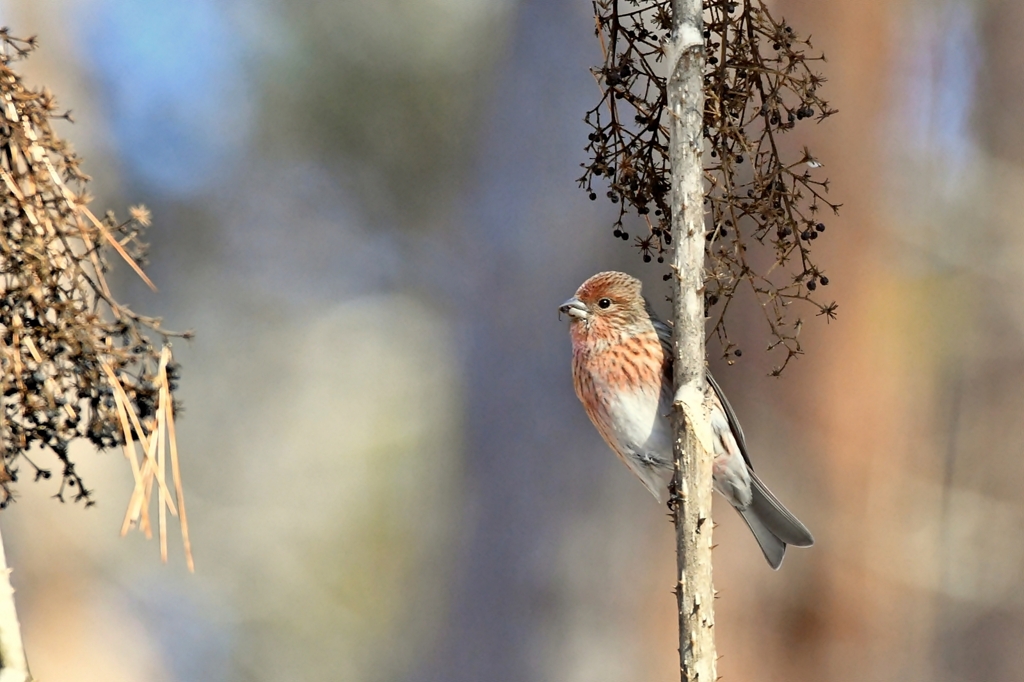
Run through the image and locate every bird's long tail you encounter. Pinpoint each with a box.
[738,472,814,569]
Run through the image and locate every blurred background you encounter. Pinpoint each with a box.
[0,0,1020,680]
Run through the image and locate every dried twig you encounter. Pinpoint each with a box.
[581,0,839,373]
[0,30,192,568]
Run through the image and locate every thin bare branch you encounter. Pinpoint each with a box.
[582,0,838,372]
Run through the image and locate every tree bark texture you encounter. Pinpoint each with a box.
[667,1,715,681]
[0,524,30,682]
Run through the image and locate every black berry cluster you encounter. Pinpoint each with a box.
[581,1,840,374]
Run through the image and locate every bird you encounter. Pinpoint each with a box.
[560,271,813,568]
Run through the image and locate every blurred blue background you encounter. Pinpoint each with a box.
[3,0,1024,681]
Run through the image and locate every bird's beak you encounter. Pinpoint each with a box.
[559,297,588,320]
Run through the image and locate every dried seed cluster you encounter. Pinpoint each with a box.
[0,31,190,509]
[580,0,840,374]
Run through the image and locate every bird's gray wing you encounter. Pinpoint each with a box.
[705,369,752,468]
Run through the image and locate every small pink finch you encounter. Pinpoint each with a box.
[560,271,813,568]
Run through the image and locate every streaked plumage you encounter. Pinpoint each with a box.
[560,271,813,568]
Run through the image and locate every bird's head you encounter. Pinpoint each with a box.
[559,271,651,343]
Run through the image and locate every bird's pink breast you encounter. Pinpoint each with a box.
[571,329,671,455]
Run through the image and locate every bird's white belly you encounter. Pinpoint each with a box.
[606,387,672,459]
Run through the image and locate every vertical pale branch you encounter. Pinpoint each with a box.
[0,525,30,682]
[667,1,715,681]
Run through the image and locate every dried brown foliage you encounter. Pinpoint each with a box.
[0,31,192,567]
[580,0,840,374]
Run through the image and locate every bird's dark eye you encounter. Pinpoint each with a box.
[598,298,612,309]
